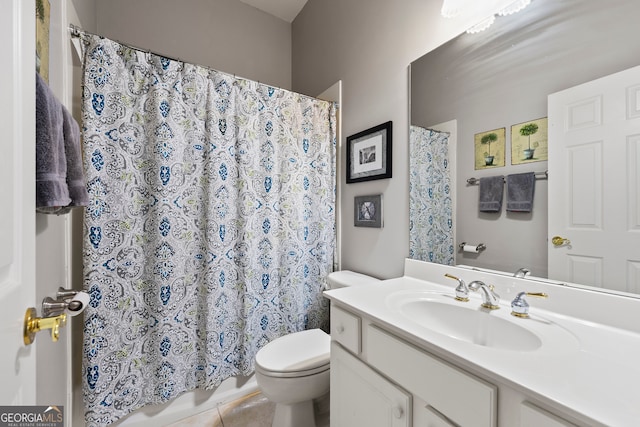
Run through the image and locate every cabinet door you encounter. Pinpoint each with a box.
[330,342,411,427]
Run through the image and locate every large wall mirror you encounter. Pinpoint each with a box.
[410,0,640,294]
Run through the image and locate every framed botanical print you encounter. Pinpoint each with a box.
[36,0,50,82]
[474,127,506,170]
[511,118,548,164]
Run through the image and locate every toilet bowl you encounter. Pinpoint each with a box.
[254,270,379,427]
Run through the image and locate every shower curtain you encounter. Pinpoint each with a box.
[80,34,336,425]
[409,125,454,265]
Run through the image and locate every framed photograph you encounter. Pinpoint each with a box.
[511,117,548,164]
[474,127,506,170]
[346,121,392,183]
[354,194,383,228]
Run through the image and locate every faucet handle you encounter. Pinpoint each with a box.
[511,292,548,318]
[444,273,469,302]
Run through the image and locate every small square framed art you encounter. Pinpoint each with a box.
[354,194,383,228]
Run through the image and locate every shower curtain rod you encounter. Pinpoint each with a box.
[68,23,326,103]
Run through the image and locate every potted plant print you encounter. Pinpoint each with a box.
[481,132,498,165]
[520,122,539,160]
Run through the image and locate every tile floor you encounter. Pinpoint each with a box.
[168,391,329,427]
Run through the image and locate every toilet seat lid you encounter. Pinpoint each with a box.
[255,329,330,373]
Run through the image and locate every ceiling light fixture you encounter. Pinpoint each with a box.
[440,0,532,34]
[466,15,496,34]
[440,0,465,18]
[498,0,531,16]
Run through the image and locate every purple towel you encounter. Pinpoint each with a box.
[36,73,88,214]
[57,105,89,214]
[506,172,535,212]
[36,72,71,212]
[478,175,504,212]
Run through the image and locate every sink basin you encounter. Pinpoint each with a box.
[399,297,542,351]
[385,291,574,352]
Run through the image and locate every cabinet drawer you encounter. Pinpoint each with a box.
[366,325,497,427]
[520,401,577,427]
[330,304,361,354]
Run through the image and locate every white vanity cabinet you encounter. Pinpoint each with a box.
[330,304,497,427]
[326,260,638,426]
[329,303,585,427]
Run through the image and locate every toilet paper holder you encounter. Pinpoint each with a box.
[23,287,90,346]
[459,242,486,253]
[42,287,90,317]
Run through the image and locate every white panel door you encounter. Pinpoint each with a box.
[548,65,640,292]
[0,0,37,405]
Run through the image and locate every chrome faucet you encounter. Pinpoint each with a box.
[444,273,469,302]
[468,280,500,310]
[513,267,531,278]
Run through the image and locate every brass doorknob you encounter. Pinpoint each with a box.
[551,236,571,247]
[23,307,67,346]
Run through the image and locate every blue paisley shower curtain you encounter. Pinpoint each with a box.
[409,125,454,264]
[80,34,336,425]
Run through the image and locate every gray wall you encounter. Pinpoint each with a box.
[411,0,640,277]
[96,0,292,89]
[292,0,493,278]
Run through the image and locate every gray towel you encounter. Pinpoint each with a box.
[479,175,504,212]
[506,172,535,212]
[36,72,71,212]
[57,105,89,214]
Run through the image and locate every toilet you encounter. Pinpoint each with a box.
[254,270,379,427]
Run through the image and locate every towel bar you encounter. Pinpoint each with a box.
[466,170,548,185]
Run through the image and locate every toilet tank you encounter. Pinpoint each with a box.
[326,270,380,290]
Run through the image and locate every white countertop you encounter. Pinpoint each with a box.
[324,259,640,427]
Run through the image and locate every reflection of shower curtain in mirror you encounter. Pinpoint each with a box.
[80,34,336,426]
[409,126,454,264]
